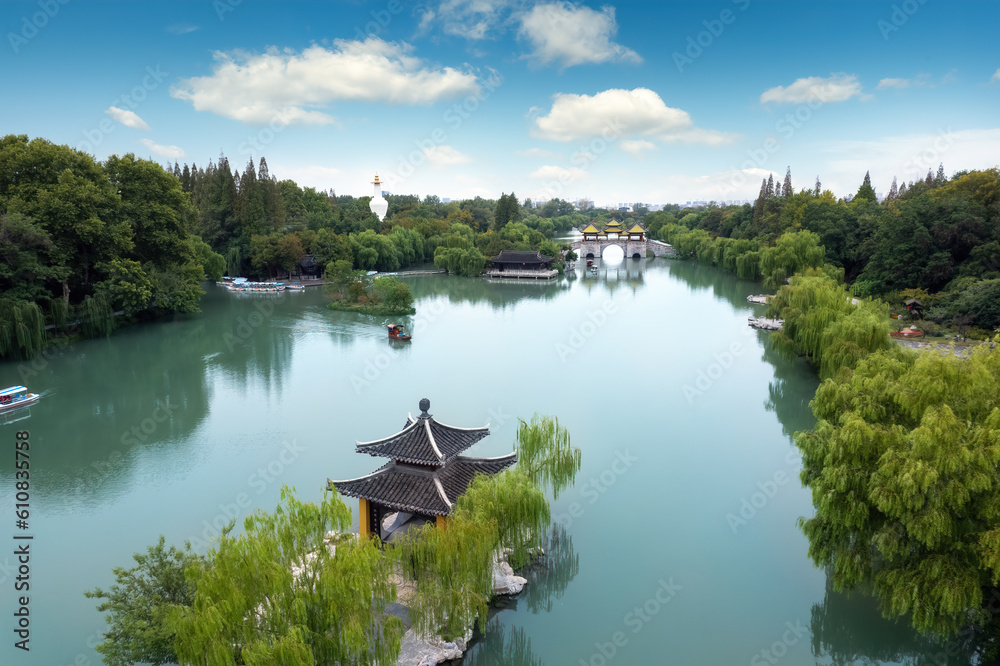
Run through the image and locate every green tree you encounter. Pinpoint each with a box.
[855,170,877,203]
[94,259,155,315]
[798,345,1000,638]
[169,487,402,665]
[85,536,203,666]
[494,192,521,230]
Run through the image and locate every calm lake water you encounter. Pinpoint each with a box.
[1,258,960,665]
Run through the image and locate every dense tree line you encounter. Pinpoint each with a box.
[0,135,226,360]
[0,135,614,359]
[659,166,1000,336]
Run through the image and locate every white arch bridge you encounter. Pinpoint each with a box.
[571,237,677,260]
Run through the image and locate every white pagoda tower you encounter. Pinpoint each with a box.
[369,173,388,222]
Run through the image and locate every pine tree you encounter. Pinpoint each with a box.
[855,171,877,203]
[782,166,792,198]
[753,178,767,223]
[935,162,946,185]
[774,181,782,198]
[814,176,821,196]
[898,181,907,196]
[765,174,775,198]
[925,169,933,186]
[886,176,898,201]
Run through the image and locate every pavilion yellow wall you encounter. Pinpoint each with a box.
[359,498,371,538]
[436,515,448,530]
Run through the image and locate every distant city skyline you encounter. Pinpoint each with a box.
[4,1,999,204]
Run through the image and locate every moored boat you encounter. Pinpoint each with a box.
[387,324,411,341]
[0,386,40,412]
[285,283,306,291]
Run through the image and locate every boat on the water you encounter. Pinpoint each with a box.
[0,386,40,412]
[226,278,285,292]
[285,283,306,291]
[387,324,411,341]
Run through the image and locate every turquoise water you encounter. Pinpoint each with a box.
[0,258,956,665]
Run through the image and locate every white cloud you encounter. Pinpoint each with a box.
[166,23,199,35]
[821,128,1000,194]
[516,147,555,158]
[992,68,1000,83]
[620,139,655,157]
[171,38,480,125]
[530,164,587,182]
[424,145,473,165]
[433,0,515,39]
[877,77,913,89]
[760,73,862,105]
[533,88,731,146]
[518,2,640,68]
[105,106,150,130]
[140,138,185,159]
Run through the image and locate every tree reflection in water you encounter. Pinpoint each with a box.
[463,525,578,664]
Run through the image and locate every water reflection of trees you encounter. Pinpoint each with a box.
[809,577,974,666]
[462,526,578,665]
[407,275,570,310]
[0,285,304,506]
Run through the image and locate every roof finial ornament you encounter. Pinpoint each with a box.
[419,398,431,418]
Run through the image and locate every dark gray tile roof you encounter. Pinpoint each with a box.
[330,453,517,516]
[357,415,489,466]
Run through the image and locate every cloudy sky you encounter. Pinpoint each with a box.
[3,0,999,205]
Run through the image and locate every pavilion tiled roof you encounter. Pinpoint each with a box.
[329,454,517,516]
[357,405,489,466]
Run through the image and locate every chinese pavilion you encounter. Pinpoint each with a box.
[488,250,558,279]
[329,399,517,542]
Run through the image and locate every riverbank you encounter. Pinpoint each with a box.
[327,301,416,316]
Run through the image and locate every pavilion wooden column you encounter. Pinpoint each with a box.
[436,515,448,531]
[359,498,371,538]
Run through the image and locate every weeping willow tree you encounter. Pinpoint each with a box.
[798,344,1000,645]
[767,269,892,378]
[49,297,68,335]
[169,486,402,666]
[80,292,115,339]
[0,298,45,360]
[225,245,243,277]
[394,415,579,641]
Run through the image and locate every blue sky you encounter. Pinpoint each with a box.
[3,0,999,205]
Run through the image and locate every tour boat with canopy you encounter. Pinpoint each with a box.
[387,324,411,341]
[0,386,40,412]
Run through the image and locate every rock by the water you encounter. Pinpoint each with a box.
[748,315,783,331]
[746,294,771,304]
[492,557,527,595]
[397,628,472,666]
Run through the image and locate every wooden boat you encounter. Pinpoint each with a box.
[285,283,306,291]
[387,324,411,341]
[0,386,40,412]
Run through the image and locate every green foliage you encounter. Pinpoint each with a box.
[169,487,403,666]
[0,298,45,360]
[95,259,155,315]
[514,415,581,502]
[799,346,1000,637]
[434,244,486,277]
[767,271,892,378]
[85,536,203,666]
[372,276,414,311]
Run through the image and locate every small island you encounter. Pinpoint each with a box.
[325,259,416,316]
